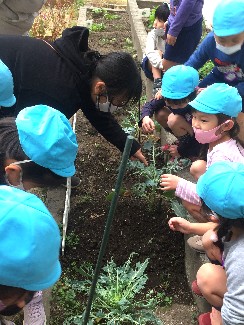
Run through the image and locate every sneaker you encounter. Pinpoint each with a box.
[198,312,211,325]
[192,279,203,297]
[187,235,205,253]
[152,78,162,96]
[61,176,81,189]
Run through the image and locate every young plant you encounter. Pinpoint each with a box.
[90,23,105,32]
[128,139,190,211]
[64,254,166,324]
[104,12,121,20]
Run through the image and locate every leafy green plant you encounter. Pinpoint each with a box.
[90,23,106,32]
[64,254,167,324]
[92,7,106,16]
[104,12,120,20]
[147,6,157,28]
[199,60,214,80]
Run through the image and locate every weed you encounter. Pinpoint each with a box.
[64,254,165,324]
[65,231,80,248]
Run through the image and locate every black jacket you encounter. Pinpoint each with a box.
[0,27,140,155]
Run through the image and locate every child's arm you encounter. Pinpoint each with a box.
[168,0,200,39]
[185,32,214,69]
[145,29,164,69]
[168,217,216,235]
[160,174,202,206]
[138,98,166,133]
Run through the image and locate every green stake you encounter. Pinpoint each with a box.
[83,135,134,324]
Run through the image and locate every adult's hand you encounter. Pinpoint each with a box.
[166,33,177,46]
[131,148,148,166]
[142,116,155,134]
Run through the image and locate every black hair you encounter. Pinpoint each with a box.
[0,285,34,301]
[164,90,197,106]
[0,118,65,187]
[155,3,170,22]
[85,51,142,104]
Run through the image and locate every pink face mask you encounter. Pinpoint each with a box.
[193,121,230,144]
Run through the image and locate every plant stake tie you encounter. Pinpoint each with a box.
[83,135,134,324]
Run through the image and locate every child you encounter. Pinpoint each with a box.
[185,0,244,141]
[195,161,244,325]
[0,59,16,108]
[139,65,201,159]
[160,83,244,222]
[0,185,61,323]
[0,104,78,189]
[163,0,203,71]
[141,3,170,95]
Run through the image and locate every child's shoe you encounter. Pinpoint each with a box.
[152,78,162,96]
[198,312,211,325]
[187,235,205,253]
[192,279,203,297]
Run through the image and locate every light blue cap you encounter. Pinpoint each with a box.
[197,162,244,219]
[0,60,16,107]
[213,0,244,36]
[0,185,61,290]
[162,65,199,99]
[16,105,78,177]
[189,83,242,117]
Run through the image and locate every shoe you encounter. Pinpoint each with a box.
[198,312,211,325]
[61,176,81,189]
[187,235,205,253]
[152,78,162,96]
[192,279,203,296]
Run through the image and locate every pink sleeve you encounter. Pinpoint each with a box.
[175,178,201,205]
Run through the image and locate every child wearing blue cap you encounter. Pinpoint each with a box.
[0,60,16,108]
[0,185,61,323]
[185,0,244,141]
[195,161,244,325]
[141,3,170,95]
[0,104,78,190]
[139,65,201,159]
[160,83,244,223]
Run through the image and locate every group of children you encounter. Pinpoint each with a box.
[0,59,79,324]
[140,0,244,324]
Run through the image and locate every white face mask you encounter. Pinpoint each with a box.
[216,42,242,55]
[154,28,165,37]
[96,95,120,113]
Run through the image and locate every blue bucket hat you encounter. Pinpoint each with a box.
[197,161,244,219]
[213,0,244,37]
[162,65,199,99]
[189,83,242,117]
[0,185,61,290]
[16,105,78,177]
[0,60,16,107]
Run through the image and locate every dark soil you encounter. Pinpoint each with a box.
[50,9,198,325]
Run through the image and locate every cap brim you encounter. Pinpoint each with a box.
[189,99,219,114]
[162,89,191,99]
[0,95,16,107]
[51,163,76,177]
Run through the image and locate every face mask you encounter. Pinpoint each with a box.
[193,121,230,144]
[154,28,165,37]
[4,160,32,191]
[216,42,242,55]
[96,95,120,113]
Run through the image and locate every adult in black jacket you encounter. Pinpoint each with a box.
[0,26,146,164]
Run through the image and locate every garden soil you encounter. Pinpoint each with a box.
[50,9,198,325]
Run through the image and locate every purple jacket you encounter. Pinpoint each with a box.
[168,0,203,37]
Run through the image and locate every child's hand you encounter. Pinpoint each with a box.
[168,144,180,157]
[142,116,155,134]
[154,90,163,100]
[210,308,223,325]
[166,33,177,46]
[168,217,192,234]
[160,174,180,190]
